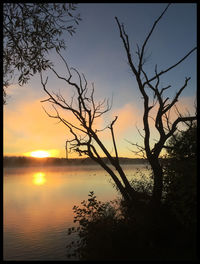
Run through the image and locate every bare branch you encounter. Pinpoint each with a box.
[108,116,119,162]
[143,48,196,86]
[174,104,182,118]
[167,115,197,140]
[139,4,171,75]
[116,4,197,206]
[162,77,191,115]
[40,56,141,201]
[125,139,146,159]
[163,109,171,133]
[160,85,171,96]
[55,49,72,79]
[115,17,139,78]
[136,124,145,139]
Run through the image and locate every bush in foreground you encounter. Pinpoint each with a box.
[66,191,196,261]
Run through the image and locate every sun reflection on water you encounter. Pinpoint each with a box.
[33,172,46,186]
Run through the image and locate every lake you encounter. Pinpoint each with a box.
[3,164,150,261]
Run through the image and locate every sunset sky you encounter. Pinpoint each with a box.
[3,3,197,158]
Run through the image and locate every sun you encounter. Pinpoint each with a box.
[30,150,50,158]
[24,149,59,158]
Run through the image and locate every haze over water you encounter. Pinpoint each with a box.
[3,164,150,261]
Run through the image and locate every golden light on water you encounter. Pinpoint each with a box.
[33,172,46,186]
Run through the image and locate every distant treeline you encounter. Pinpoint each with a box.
[3,156,148,168]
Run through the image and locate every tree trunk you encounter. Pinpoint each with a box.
[149,157,163,209]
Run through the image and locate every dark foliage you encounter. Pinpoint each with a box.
[3,3,81,103]
[163,123,197,230]
[66,123,197,259]
[166,123,196,160]
[66,191,197,261]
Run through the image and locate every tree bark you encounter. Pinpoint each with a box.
[149,157,163,208]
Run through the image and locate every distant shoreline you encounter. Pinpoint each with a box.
[3,156,149,168]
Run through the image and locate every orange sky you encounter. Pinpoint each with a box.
[3,4,196,159]
[3,5,197,263]
[3,84,196,159]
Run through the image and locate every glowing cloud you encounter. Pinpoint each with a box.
[110,103,142,135]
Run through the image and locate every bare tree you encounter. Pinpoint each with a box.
[115,3,197,208]
[40,51,143,205]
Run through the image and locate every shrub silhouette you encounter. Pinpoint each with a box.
[66,190,196,261]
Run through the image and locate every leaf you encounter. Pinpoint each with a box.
[18,74,23,82]
[24,70,29,75]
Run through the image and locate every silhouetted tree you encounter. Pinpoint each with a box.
[3,3,81,104]
[115,3,196,208]
[163,122,197,229]
[41,51,145,204]
[41,4,196,211]
[166,121,196,160]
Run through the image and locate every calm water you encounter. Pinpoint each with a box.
[3,164,150,261]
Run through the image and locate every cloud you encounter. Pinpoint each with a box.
[110,103,142,136]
